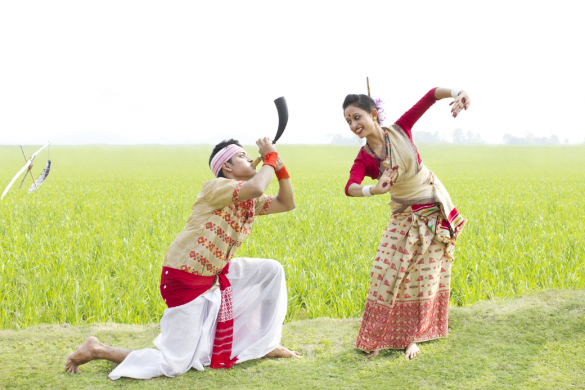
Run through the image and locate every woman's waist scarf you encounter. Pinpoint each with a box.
[390,165,465,233]
[160,265,237,369]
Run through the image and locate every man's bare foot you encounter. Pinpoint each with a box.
[263,345,302,359]
[363,350,380,359]
[405,342,420,359]
[65,337,103,373]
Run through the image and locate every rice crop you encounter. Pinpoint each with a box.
[1,144,584,329]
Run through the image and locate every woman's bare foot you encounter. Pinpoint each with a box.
[364,349,380,359]
[263,345,302,359]
[363,350,380,359]
[405,342,420,359]
[65,337,104,373]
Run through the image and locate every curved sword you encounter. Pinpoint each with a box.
[1,142,51,201]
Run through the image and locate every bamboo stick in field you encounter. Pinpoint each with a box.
[19,146,38,190]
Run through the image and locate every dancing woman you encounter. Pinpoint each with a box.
[343,87,470,359]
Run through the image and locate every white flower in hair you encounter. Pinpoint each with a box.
[372,96,386,125]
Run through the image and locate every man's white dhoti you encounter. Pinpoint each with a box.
[109,258,287,380]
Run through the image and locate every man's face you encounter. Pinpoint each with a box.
[223,150,256,180]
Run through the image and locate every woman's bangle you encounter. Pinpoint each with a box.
[275,165,290,181]
[451,89,462,98]
[263,152,278,169]
[362,185,374,197]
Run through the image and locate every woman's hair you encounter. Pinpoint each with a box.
[209,138,242,178]
[342,94,380,124]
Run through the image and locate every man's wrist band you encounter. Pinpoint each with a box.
[275,165,290,181]
[263,152,278,169]
[451,89,461,98]
[362,185,374,197]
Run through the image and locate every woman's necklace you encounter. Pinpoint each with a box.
[366,130,393,177]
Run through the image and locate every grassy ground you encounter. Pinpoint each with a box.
[1,289,584,389]
[1,145,584,329]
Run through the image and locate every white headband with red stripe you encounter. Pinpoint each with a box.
[210,144,245,177]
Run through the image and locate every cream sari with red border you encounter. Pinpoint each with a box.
[355,125,466,351]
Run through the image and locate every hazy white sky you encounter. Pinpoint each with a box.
[1,1,584,145]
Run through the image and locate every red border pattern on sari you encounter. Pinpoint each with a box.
[356,290,450,350]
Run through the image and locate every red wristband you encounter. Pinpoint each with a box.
[263,152,278,169]
[275,165,290,181]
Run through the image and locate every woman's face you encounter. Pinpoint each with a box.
[344,105,377,139]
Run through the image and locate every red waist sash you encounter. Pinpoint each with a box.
[160,265,237,369]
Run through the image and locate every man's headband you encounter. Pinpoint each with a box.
[210,144,245,177]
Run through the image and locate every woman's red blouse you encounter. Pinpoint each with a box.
[345,87,438,196]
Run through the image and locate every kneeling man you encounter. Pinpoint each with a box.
[66,137,300,379]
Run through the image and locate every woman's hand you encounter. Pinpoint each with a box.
[449,91,470,118]
[372,165,399,195]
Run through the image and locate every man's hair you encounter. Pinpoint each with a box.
[209,139,243,178]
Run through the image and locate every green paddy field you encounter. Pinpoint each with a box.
[1,144,583,329]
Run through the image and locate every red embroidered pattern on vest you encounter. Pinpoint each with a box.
[189,249,221,274]
[212,207,253,235]
[195,237,226,261]
[180,264,202,275]
[205,222,238,246]
[232,181,244,204]
[259,195,274,216]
